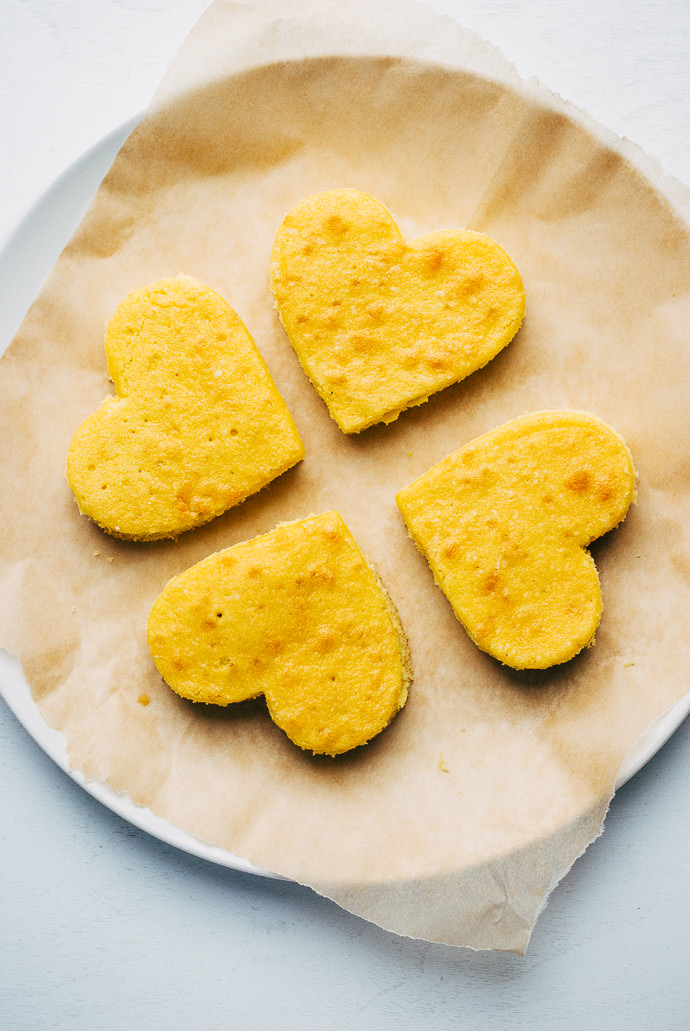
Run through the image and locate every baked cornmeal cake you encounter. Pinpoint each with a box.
[147,511,411,755]
[66,276,304,540]
[270,188,525,434]
[396,411,636,670]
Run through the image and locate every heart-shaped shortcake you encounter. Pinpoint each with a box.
[67,276,304,540]
[147,511,410,755]
[270,189,525,434]
[396,411,636,669]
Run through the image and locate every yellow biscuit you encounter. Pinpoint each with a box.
[147,512,410,755]
[270,188,525,433]
[396,411,636,669]
[67,276,304,540]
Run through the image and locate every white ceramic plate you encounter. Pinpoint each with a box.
[1,120,689,877]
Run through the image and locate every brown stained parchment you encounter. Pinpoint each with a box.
[1,0,689,953]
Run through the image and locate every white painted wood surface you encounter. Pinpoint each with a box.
[1,2,689,1028]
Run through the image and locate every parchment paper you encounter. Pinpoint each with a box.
[1,0,689,953]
